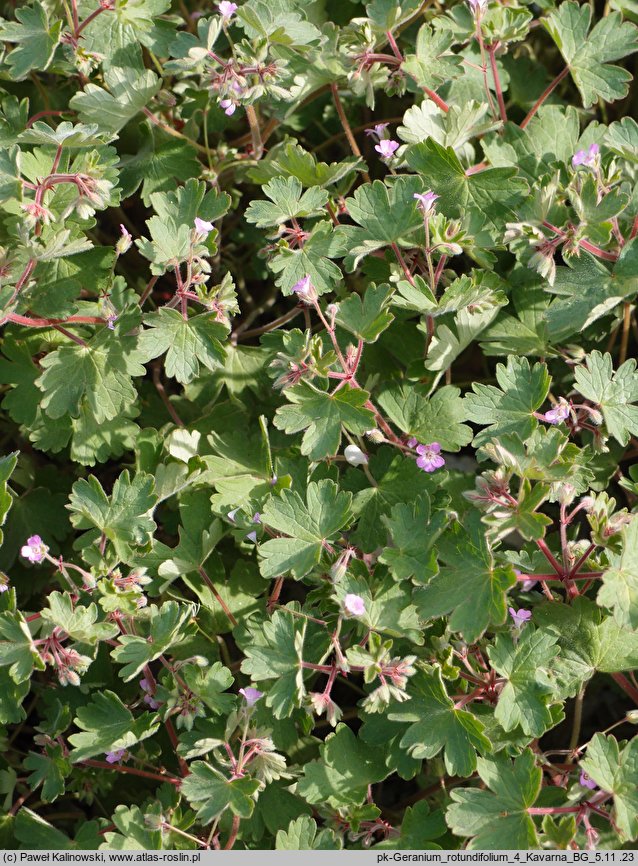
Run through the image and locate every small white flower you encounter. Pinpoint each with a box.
[344,444,368,466]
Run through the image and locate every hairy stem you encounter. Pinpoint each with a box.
[330,84,371,183]
[487,44,507,123]
[520,67,569,129]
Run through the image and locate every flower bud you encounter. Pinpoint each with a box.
[626,710,638,724]
[366,428,385,444]
[557,482,577,505]
[116,224,132,255]
[344,444,368,466]
[144,813,164,831]
[290,275,317,304]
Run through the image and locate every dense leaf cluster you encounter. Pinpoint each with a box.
[0,0,637,852]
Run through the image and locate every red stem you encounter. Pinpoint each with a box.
[26,110,68,129]
[520,66,569,129]
[465,162,489,175]
[433,254,447,290]
[488,45,507,123]
[53,325,87,347]
[82,760,181,786]
[224,815,240,850]
[569,543,596,578]
[198,566,238,627]
[3,312,106,328]
[75,5,109,37]
[422,86,450,113]
[535,538,564,575]
[385,28,449,112]
[610,672,638,705]
[164,718,190,778]
[543,221,619,262]
[516,572,602,582]
[579,239,618,262]
[330,84,370,183]
[138,275,158,307]
[391,243,416,286]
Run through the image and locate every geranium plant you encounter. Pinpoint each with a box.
[0,0,637,852]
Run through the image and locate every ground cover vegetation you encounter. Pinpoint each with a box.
[0,0,638,851]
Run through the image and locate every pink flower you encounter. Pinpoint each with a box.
[245,530,258,543]
[219,98,236,116]
[509,607,532,627]
[375,139,400,159]
[116,224,132,255]
[468,0,487,14]
[344,593,366,616]
[194,217,215,237]
[416,443,445,472]
[290,274,317,303]
[239,686,263,706]
[365,123,389,140]
[0,573,8,593]
[407,437,418,448]
[572,143,599,168]
[543,399,570,424]
[140,678,160,708]
[414,191,439,215]
[218,1,238,19]
[580,771,597,790]
[20,535,47,563]
[105,749,128,764]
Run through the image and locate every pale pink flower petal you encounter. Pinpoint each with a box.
[509,607,532,627]
[374,139,400,159]
[239,686,263,706]
[344,593,366,616]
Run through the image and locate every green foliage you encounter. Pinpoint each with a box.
[274,384,375,460]
[447,750,542,849]
[580,734,638,841]
[68,690,160,762]
[137,309,228,384]
[259,480,353,579]
[387,667,491,776]
[415,513,517,642]
[464,356,550,446]
[544,1,638,106]
[0,0,637,851]
[181,762,261,824]
[574,350,638,446]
